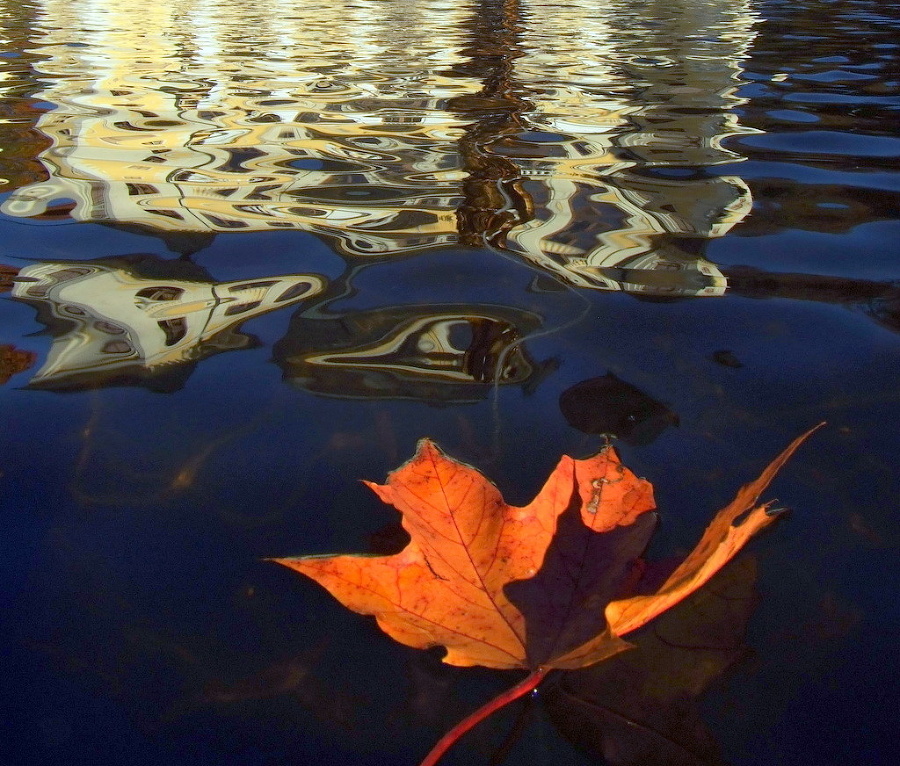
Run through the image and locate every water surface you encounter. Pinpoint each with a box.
[1,1,898,764]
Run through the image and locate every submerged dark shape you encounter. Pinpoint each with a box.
[723,266,900,337]
[559,373,679,445]
[712,350,743,368]
[544,556,758,766]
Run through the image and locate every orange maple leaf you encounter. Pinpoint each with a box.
[273,425,820,764]
[274,425,820,668]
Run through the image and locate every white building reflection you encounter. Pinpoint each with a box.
[12,258,326,390]
[1,0,759,296]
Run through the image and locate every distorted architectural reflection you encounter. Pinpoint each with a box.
[461,0,759,295]
[11,256,326,390]
[4,0,897,400]
[14,252,897,397]
[275,305,558,403]
[1,0,757,296]
[0,0,477,253]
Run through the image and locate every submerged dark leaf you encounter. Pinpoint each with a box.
[559,373,679,445]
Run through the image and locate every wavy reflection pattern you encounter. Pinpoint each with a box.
[11,256,326,390]
[1,0,478,254]
[275,304,558,403]
[503,0,759,294]
[2,0,759,296]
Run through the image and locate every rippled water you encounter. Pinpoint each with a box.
[1,1,898,764]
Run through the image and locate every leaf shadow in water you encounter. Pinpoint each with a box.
[542,555,759,766]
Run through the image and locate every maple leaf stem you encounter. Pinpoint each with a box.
[418,667,550,766]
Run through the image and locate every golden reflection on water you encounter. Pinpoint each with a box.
[3,0,476,254]
[11,257,326,389]
[2,0,759,294]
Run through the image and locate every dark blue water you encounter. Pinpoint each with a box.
[1,0,898,764]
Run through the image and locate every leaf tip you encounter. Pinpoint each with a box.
[810,420,827,435]
[265,556,294,572]
[414,437,444,459]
